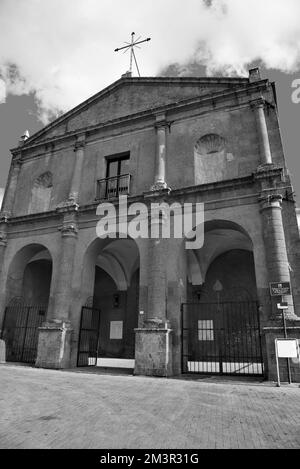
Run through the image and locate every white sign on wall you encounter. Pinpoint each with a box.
[110,321,123,340]
[276,339,299,358]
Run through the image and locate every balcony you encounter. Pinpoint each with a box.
[96,174,131,200]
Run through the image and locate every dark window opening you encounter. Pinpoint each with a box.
[97,153,131,200]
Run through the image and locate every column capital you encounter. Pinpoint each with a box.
[154,120,171,131]
[154,113,171,131]
[250,97,266,110]
[11,158,22,169]
[74,134,86,151]
[259,193,283,211]
[144,186,172,198]
[60,223,78,238]
[58,202,79,238]
[56,198,79,214]
[0,211,11,223]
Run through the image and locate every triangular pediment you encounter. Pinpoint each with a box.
[23,76,251,146]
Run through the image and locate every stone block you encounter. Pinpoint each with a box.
[35,320,72,369]
[134,322,173,377]
[0,339,6,363]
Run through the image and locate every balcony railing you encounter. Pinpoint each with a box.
[96,174,131,200]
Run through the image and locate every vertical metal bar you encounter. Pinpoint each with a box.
[95,308,101,367]
[282,310,292,384]
[77,307,84,367]
[256,301,264,376]
[181,303,184,374]
[275,339,281,387]
[20,306,30,362]
[0,307,8,339]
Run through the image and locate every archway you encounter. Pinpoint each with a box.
[182,220,263,376]
[78,236,140,368]
[1,244,53,363]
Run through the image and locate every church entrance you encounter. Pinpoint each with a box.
[1,301,47,364]
[78,237,140,368]
[184,220,264,377]
[182,300,263,376]
[1,244,52,364]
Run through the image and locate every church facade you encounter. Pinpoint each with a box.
[0,68,300,381]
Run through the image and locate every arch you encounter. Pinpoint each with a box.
[81,235,140,300]
[79,234,140,365]
[185,219,256,298]
[183,220,263,376]
[5,243,53,306]
[195,134,226,156]
[194,133,238,185]
[200,249,258,303]
[2,243,53,364]
[29,171,53,214]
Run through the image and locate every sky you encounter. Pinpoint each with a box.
[1,0,300,208]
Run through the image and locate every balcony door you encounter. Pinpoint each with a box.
[106,155,130,180]
[104,154,130,199]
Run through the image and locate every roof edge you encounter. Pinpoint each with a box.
[20,75,261,147]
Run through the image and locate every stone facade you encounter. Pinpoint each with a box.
[0,68,299,381]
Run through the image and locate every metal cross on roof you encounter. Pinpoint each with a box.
[114,32,151,77]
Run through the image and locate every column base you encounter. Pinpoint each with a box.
[263,320,300,383]
[35,320,72,369]
[134,319,173,377]
[0,339,6,363]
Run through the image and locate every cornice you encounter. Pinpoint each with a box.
[10,79,270,155]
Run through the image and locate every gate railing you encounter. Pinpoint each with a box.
[1,304,48,364]
[181,301,264,376]
[77,306,101,367]
[96,174,131,200]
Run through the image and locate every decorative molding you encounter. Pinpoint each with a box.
[0,211,11,223]
[195,133,226,156]
[60,222,78,238]
[34,171,53,188]
[250,97,266,110]
[74,138,86,151]
[259,193,283,211]
[56,197,79,214]
[254,164,284,181]
[145,185,172,199]
[10,80,270,153]
[0,230,8,247]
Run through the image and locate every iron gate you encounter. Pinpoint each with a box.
[1,304,47,364]
[77,306,101,367]
[182,301,264,376]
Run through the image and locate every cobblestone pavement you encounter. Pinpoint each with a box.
[0,364,299,449]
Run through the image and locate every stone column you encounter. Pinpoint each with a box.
[260,193,300,382]
[0,217,8,333]
[151,114,170,191]
[134,207,173,377]
[260,194,295,318]
[69,134,86,203]
[1,155,22,215]
[35,203,78,369]
[252,99,272,166]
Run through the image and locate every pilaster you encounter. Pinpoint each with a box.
[69,133,86,203]
[251,98,273,166]
[151,114,171,191]
[36,200,78,369]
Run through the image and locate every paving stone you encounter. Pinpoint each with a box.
[0,364,299,449]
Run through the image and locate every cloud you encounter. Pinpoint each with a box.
[0,79,5,103]
[0,0,300,123]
